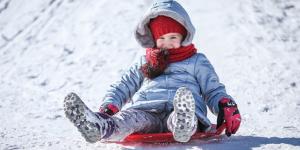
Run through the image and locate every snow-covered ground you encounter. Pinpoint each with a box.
[1,0,300,149]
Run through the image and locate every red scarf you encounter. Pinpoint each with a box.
[166,44,197,63]
[141,44,197,79]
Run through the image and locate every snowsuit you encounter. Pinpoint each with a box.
[100,0,232,141]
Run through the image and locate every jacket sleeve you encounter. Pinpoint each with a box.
[194,53,233,115]
[101,56,145,110]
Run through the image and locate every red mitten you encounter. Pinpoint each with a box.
[217,98,241,136]
[99,103,119,116]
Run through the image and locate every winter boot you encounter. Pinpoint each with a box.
[169,87,197,142]
[64,93,116,143]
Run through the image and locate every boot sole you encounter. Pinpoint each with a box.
[64,93,101,143]
[173,87,196,142]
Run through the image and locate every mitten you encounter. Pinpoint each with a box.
[99,103,119,116]
[217,98,241,137]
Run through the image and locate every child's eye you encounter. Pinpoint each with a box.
[159,37,165,40]
[170,36,177,39]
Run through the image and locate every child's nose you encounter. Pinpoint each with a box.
[165,43,174,49]
[161,44,170,49]
[161,41,173,49]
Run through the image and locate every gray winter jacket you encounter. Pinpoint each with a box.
[102,0,232,127]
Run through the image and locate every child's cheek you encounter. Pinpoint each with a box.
[156,41,163,48]
[174,42,181,48]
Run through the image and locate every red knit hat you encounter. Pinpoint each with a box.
[149,15,187,41]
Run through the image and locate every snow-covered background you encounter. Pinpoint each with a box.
[1,0,300,149]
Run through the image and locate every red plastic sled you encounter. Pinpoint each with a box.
[111,124,226,143]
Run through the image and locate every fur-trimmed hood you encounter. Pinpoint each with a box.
[135,0,195,48]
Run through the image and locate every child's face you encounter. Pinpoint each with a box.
[156,33,183,49]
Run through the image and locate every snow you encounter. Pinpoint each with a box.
[1,0,300,149]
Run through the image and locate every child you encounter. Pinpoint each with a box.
[64,0,241,143]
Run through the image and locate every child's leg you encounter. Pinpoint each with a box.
[64,93,114,143]
[106,109,163,141]
[64,93,163,143]
[167,87,198,142]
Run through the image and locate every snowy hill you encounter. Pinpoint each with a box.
[1,0,300,149]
